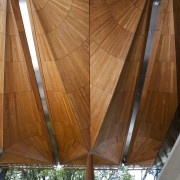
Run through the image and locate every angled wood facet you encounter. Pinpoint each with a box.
[127,0,179,165]
[174,0,180,100]
[27,0,89,164]
[0,0,7,152]
[0,0,54,164]
[90,0,152,164]
[26,0,153,165]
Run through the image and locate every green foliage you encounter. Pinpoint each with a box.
[94,166,134,180]
[38,169,85,180]
[3,165,134,180]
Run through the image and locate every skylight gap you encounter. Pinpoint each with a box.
[19,0,59,164]
[123,1,161,159]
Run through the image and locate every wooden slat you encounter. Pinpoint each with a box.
[27,0,89,164]
[174,0,180,100]
[0,0,54,164]
[127,0,178,165]
[0,0,7,151]
[90,0,151,160]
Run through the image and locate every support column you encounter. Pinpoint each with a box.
[85,153,94,180]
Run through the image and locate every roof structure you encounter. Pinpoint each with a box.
[127,0,179,165]
[0,0,179,179]
[0,0,54,165]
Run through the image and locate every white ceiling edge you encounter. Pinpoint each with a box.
[158,134,180,180]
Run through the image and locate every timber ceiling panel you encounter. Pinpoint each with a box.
[127,0,179,165]
[90,0,152,164]
[0,0,177,167]
[174,0,180,99]
[0,0,54,164]
[0,0,6,151]
[27,0,89,164]
[27,0,152,165]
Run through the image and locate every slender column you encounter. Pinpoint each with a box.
[86,153,94,180]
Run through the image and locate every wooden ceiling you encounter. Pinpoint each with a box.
[0,0,179,167]
[0,0,54,164]
[127,0,180,165]
[91,0,152,164]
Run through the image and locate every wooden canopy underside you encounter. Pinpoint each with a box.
[127,0,180,165]
[0,0,54,164]
[0,0,179,166]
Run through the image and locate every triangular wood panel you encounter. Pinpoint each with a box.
[90,0,152,163]
[27,0,89,164]
[0,0,54,164]
[127,0,179,165]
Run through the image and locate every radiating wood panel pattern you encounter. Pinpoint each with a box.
[127,0,179,165]
[0,0,54,164]
[27,0,89,164]
[0,0,7,151]
[1,0,178,168]
[90,0,152,164]
[27,0,153,165]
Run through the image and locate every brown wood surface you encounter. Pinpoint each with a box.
[90,0,152,164]
[1,0,176,166]
[0,0,54,164]
[27,0,153,165]
[0,0,7,151]
[174,0,180,100]
[27,0,89,164]
[127,0,179,165]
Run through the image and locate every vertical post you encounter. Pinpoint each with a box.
[86,154,94,180]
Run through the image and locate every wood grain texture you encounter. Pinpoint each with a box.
[0,0,54,164]
[27,0,153,165]
[90,0,151,164]
[27,0,89,164]
[0,0,7,152]
[90,0,146,149]
[174,0,180,101]
[1,0,177,167]
[127,0,178,165]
